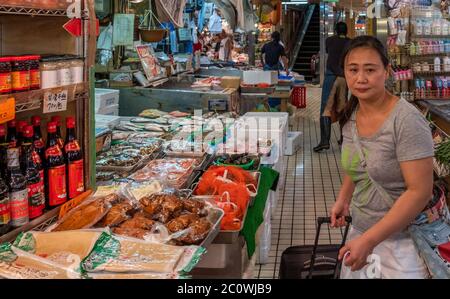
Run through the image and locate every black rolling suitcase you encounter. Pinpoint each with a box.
[279,216,352,279]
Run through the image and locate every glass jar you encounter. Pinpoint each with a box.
[40,60,60,89]
[0,57,12,95]
[28,55,41,90]
[11,56,31,93]
[70,59,84,84]
[58,60,72,86]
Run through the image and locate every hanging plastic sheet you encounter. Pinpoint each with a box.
[211,0,236,30]
[229,0,245,30]
[197,3,206,32]
[155,0,187,29]
[208,9,223,33]
[242,0,257,32]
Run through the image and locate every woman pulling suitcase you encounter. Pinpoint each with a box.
[331,36,434,279]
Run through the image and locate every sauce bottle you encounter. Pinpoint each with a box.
[64,117,84,199]
[6,120,17,148]
[16,120,27,148]
[0,125,7,180]
[51,115,64,149]
[31,116,45,162]
[45,122,67,208]
[0,174,10,235]
[6,147,29,227]
[21,126,45,219]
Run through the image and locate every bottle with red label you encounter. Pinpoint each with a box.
[64,117,84,199]
[0,125,7,180]
[6,147,29,227]
[51,115,64,149]
[6,120,17,148]
[45,121,67,209]
[31,116,45,162]
[16,120,28,148]
[21,126,45,219]
[0,174,10,235]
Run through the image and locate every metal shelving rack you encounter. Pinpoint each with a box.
[0,0,96,243]
[0,5,67,16]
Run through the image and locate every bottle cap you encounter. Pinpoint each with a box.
[31,116,41,126]
[47,122,57,133]
[17,121,28,133]
[51,115,61,126]
[23,126,33,138]
[66,116,76,129]
[7,120,16,128]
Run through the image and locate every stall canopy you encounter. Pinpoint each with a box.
[209,0,257,32]
[155,0,187,28]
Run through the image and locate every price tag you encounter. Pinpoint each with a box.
[43,90,68,114]
[0,97,15,124]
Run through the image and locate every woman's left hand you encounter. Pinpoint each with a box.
[338,235,376,272]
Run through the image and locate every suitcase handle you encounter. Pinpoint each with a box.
[317,216,352,225]
[307,216,352,279]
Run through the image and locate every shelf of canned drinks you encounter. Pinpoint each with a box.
[0,82,88,113]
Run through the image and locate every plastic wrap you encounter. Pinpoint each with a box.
[12,230,104,271]
[80,232,196,274]
[0,243,79,279]
[130,158,197,188]
[49,186,136,232]
[256,199,271,265]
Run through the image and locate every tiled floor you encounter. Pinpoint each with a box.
[255,86,346,279]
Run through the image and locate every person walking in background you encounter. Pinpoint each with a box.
[261,31,289,74]
[218,30,233,62]
[314,22,351,152]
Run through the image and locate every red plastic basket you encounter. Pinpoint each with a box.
[291,86,306,108]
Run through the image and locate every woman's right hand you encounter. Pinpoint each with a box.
[330,199,350,228]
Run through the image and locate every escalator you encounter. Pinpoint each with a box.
[291,4,320,82]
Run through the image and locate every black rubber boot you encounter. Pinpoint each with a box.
[313,117,331,152]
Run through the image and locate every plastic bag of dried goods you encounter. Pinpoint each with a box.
[80,232,205,274]
[48,185,136,232]
[0,243,79,279]
[12,230,104,272]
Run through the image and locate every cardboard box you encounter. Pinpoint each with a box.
[285,131,302,156]
[221,76,241,89]
[243,71,278,85]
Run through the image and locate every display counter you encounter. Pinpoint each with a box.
[116,77,239,116]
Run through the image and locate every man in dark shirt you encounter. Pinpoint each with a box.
[261,31,289,73]
[314,22,351,152]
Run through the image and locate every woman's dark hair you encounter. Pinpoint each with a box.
[335,22,348,36]
[272,31,281,42]
[339,35,390,128]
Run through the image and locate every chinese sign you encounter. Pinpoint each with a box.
[43,90,68,114]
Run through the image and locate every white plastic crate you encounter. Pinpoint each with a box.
[95,88,120,109]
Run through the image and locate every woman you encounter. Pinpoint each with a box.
[331,36,434,279]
